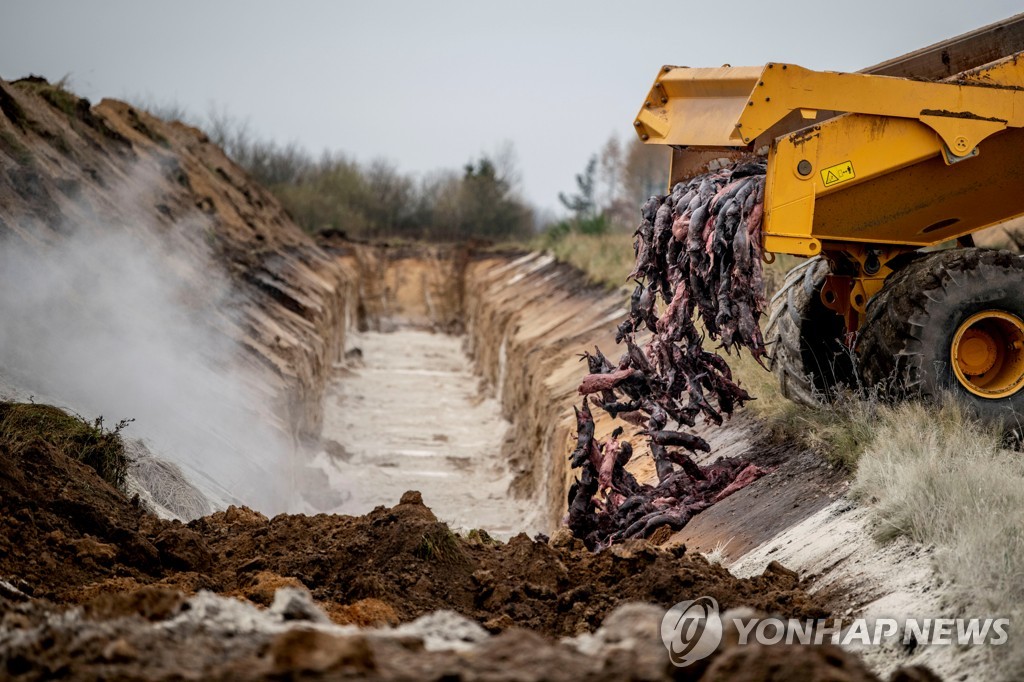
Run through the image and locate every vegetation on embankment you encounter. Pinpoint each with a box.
[854,398,1024,680]
[0,401,131,491]
[132,101,537,242]
[137,97,674,250]
[536,230,635,289]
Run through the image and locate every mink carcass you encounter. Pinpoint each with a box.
[566,162,771,548]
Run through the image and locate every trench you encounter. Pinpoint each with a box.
[230,242,974,678]
[287,244,629,537]
[312,329,539,537]
[0,80,974,680]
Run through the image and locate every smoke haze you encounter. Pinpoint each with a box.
[0,217,294,514]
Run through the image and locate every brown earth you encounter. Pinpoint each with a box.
[0,422,826,636]
[1,593,910,682]
[0,418,939,681]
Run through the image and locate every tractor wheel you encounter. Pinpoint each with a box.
[765,256,854,406]
[856,248,1024,429]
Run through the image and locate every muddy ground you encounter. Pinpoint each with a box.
[0,420,827,631]
[0,409,938,680]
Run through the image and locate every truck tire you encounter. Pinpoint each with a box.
[856,248,1024,428]
[765,257,854,406]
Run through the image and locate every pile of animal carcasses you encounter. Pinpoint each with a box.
[566,162,770,549]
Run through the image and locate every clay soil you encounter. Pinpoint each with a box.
[0,422,826,631]
[0,404,924,681]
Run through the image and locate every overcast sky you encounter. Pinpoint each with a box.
[1,1,1020,213]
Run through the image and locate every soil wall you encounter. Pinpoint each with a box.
[463,254,625,528]
[0,78,356,446]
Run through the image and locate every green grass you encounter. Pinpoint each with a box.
[0,401,133,491]
[13,77,81,119]
[39,87,79,118]
[463,528,500,546]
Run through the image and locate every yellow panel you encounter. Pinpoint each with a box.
[736,63,1022,152]
[638,54,1024,256]
[813,125,1024,245]
[764,114,943,250]
[634,66,760,146]
[637,56,1024,153]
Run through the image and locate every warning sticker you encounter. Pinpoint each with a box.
[820,160,856,187]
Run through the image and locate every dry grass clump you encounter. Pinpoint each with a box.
[0,401,132,491]
[124,438,212,521]
[853,397,1024,580]
[739,376,880,468]
[540,230,635,289]
[853,396,1024,680]
[701,538,733,566]
[12,76,80,118]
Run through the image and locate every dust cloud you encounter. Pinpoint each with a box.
[0,218,294,514]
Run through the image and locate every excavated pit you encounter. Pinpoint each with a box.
[312,328,538,536]
[293,244,630,537]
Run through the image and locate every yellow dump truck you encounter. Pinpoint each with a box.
[634,14,1024,425]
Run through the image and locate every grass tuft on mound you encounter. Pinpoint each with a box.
[415,526,468,567]
[0,401,133,492]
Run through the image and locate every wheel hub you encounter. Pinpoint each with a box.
[957,330,997,376]
[951,310,1024,399]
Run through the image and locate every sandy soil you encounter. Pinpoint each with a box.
[309,330,544,538]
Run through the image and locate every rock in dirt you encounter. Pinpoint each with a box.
[269,586,333,624]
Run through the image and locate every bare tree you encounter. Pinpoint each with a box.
[623,138,669,207]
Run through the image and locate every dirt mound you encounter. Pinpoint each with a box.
[0,404,167,601]
[1,408,896,680]
[0,402,824,639]
[184,491,828,637]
